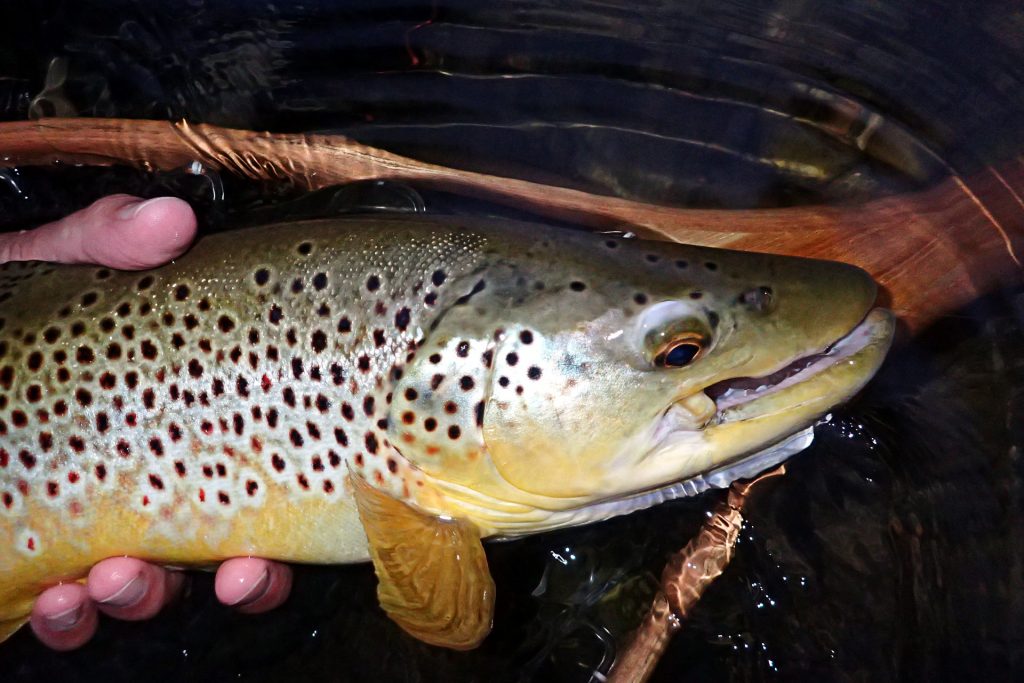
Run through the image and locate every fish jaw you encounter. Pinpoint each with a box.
[634,307,895,495]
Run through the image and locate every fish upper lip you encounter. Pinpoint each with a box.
[702,308,884,417]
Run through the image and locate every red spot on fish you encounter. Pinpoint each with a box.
[198,488,206,502]
[26,537,35,551]
[17,480,29,495]
[142,496,150,506]
[67,471,79,484]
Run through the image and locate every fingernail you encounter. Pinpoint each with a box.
[227,569,270,607]
[116,197,167,221]
[45,604,82,632]
[97,573,148,607]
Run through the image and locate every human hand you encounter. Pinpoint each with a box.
[0,195,293,650]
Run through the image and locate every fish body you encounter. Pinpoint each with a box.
[0,215,893,645]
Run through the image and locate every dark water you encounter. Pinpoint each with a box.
[1,1,1023,681]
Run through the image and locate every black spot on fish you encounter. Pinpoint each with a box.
[454,280,486,306]
[395,307,411,332]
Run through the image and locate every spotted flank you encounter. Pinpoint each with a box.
[0,216,894,647]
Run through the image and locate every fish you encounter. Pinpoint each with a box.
[0,214,894,648]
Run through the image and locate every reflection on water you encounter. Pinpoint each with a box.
[1,1,1023,681]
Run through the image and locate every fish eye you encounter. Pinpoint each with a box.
[654,335,704,368]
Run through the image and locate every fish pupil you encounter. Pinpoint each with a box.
[664,343,700,367]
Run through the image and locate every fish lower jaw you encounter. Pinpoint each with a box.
[487,427,815,540]
[706,307,894,421]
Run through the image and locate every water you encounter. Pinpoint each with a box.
[0,1,1023,680]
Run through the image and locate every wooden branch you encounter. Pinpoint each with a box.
[1,118,1022,333]
[606,467,786,683]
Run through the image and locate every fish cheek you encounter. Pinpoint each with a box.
[386,338,492,486]
[481,338,650,498]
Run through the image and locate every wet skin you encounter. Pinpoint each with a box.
[0,195,293,651]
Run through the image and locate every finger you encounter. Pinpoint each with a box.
[87,557,184,621]
[215,558,293,614]
[0,194,197,269]
[30,582,98,651]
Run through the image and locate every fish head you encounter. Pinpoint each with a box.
[389,227,894,534]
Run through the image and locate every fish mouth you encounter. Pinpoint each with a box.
[702,307,894,423]
[649,307,894,485]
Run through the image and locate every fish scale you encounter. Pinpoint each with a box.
[0,219,497,630]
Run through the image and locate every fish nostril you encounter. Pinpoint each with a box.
[739,286,774,313]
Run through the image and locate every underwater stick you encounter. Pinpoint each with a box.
[606,466,786,683]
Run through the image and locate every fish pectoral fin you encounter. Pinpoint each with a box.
[350,474,494,650]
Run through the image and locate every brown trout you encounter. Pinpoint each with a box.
[0,215,893,648]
